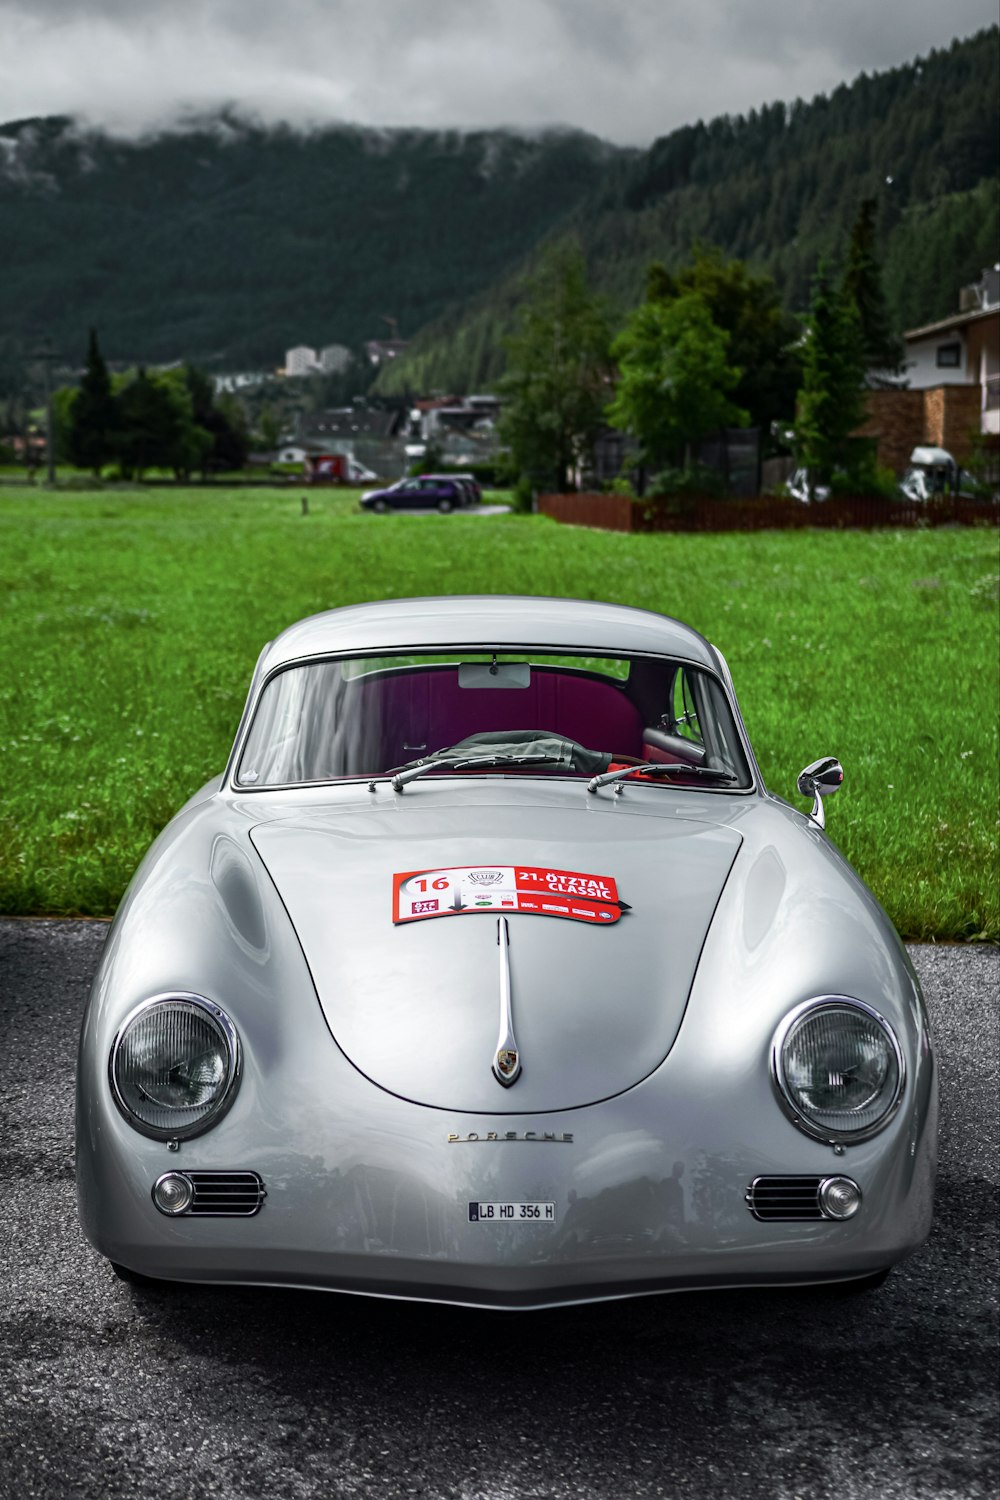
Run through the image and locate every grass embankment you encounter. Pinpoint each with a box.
[1,486,997,939]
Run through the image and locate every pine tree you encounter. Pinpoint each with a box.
[183,364,247,475]
[67,329,118,476]
[797,269,867,488]
[843,199,905,376]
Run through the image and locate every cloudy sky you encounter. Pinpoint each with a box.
[1,0,995,144]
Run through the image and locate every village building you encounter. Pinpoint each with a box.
[284,345,320,377]
[859,267,1000,472]
[364,338,409,367]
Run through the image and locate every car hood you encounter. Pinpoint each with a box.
[249,799,742,1113]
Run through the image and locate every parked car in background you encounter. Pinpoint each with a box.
[360,476,469,513]
[422,472,483,507]
[898,447,978,502]
[786,468,831,504]
[348,458,379,484]
[304,454,378,484]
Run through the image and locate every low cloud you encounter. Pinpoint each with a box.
[1,0,995,143]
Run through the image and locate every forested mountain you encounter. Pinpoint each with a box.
[0,27,995,388]
[375,27,999,394]
[0,120,621,371]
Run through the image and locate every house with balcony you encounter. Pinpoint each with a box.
[858,267,999,472]
[903,266,999,437]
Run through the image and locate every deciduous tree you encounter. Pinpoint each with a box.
[115,368,211,479]
[606,292,746,473]
[498,244,613,492]
[646,247,802,435]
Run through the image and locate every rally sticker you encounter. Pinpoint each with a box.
[392,865,626,926]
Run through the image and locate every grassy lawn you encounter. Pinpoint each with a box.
[1,485,997,939]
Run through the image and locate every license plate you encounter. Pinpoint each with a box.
[468,1202,556,1223]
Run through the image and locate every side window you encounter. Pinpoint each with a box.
[671,669,703,746]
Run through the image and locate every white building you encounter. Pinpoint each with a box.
[904,267,1000,436]
[212,370,271,394]
[285,345,320,377]
[318,344,352,374]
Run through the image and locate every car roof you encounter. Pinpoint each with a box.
[910,446,954,466]
[258,596,718,674]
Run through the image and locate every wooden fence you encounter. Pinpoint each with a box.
[537,491,1000,533]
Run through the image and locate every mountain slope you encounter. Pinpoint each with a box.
[374,27,999,394]
[0,27,995,386]
[0,118,623,369]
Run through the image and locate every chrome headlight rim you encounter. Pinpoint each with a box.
[109,992,242,1142]
[770,995,906,1145]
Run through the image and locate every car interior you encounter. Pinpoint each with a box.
[236,655,748,788]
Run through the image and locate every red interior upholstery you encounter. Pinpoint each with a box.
[367,667,644,768]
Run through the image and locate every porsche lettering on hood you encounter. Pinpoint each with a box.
[250,802,742,1113]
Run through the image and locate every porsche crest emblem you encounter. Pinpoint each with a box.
[492,919,522,1087]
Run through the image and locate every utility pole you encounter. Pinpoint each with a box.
[29,341,60,484]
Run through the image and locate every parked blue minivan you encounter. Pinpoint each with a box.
[359,476,470,514]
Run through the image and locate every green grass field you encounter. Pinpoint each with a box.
[1,485,997,938]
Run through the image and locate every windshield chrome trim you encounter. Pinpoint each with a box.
[223,644,760,797]
[228,772,757,799]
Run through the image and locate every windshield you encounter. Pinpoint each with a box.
[235,650,752,790]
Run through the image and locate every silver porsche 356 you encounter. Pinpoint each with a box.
[76,596,936,1308]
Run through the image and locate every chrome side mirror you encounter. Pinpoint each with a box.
[797,757,843,830]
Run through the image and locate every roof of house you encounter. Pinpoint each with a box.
[904,304,999,343]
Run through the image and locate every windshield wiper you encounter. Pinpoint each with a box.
[390,753,561,792]
[587,762,738,793]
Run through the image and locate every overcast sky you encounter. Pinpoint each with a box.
[0,0,995,144]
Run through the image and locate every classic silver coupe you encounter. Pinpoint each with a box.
[76,596,936,1308]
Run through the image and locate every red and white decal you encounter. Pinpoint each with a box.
[392,865,623,926]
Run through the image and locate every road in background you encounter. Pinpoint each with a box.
[1,922,996,1500]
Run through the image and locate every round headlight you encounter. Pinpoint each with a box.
[110,995,241,1140]
[772,998,904,1143]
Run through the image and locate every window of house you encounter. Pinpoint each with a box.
[936,343,961,368]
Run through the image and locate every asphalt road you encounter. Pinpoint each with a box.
[1,921,996,1500]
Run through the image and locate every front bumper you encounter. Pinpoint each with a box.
[78,1066,936,1310]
